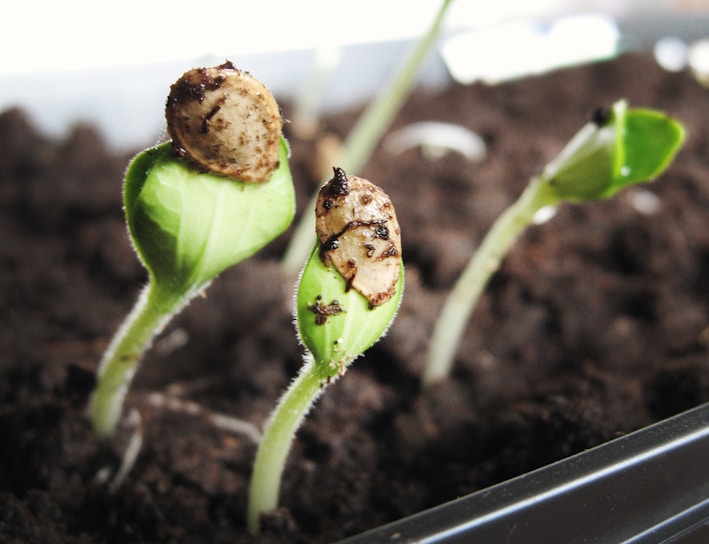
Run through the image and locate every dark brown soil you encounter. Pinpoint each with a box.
[2,53,709,543]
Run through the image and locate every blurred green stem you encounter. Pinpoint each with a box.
[281,0,453,274]
[422,176,560,389]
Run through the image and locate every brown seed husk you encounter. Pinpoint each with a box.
[316,168,402,307]
[165,61,282,183]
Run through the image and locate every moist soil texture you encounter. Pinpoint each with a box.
[2,53,709,543]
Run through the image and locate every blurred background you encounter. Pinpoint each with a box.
[2,0,709,150]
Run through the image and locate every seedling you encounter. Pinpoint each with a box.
[422,100,685,389]
[247,167,404,533]
[89,62,296,437]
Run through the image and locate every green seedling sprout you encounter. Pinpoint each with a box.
[281,0,453,275]
[422,100,685,389]
[89,62,296,437]
[248,167,404,533]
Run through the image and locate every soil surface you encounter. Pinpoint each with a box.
[2,53,709,543]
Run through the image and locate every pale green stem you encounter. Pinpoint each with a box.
[422,176,560,389]
[247,356,324,533]
[89,281,188,437]
[291,45,343,140]
[281,0,454,275]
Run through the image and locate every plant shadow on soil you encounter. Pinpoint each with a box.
[2,53,709,543]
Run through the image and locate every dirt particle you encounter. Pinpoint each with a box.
[308,295,345,325]
[328,166,350,196]
[590,106,611,126]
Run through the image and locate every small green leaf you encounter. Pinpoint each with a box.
[296,244,404,381]
[613,108,686,188]
[124,138,295,294]
[543,100,685,202]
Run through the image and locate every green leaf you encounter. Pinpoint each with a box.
[612,108,686,189]
[124,138,295,294]
[542,100,685,202]
[296,244,404,381]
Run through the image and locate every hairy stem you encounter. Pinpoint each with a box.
[248,356,324,533]
[89,282,187,437]
[422,176,560,389]
[281,0,453,275]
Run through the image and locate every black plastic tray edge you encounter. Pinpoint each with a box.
[338,402,709,544]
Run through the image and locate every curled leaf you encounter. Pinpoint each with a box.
[543,100,685,202]
[125,138,295,294]
[296,246,404,380]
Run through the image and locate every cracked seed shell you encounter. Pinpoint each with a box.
[315,167,402,307]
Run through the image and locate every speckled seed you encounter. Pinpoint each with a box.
[316,167,402,307]
[165,61,282,183]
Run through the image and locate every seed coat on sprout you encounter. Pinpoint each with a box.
[315,167,402,308]
[166,61,283,182]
